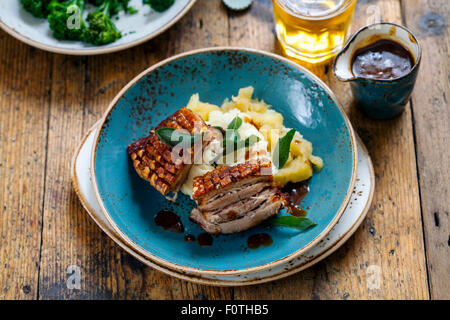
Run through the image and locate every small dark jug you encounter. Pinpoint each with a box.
[333,23,421,119]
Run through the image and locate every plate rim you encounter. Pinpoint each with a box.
[73,123,373,286]
[90,46,358,275]
[0,0,197,55]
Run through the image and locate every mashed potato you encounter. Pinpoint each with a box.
[181,86,323,197]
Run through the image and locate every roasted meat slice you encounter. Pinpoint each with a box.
[190,159,288,234]
[128,107,210,195]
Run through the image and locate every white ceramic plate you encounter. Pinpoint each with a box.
[0,0,197,55]
[71,122,375,286]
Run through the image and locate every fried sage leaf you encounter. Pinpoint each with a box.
[273,129,296,169]
[212,135,261,164]
[227,116,243,131]
[244,135,261,148]
[265,216,317,231]
[223,134,260,154]
[155,127,202,147]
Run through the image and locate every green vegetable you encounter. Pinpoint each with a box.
[212,126,224,133]
[120,0,138,13]
[155,127,203,147]
[244,135,260,148]
[212,135,260,164]
[104,0,137,15]
[107,0,121,15]
[143,0,175,12]
[88,0,104,5]
[47,0,87,41]
[223,134,260,152]
[265,216,317,231]
[22,0,135,45]
[84,0,122,45]
[227,116,243,131]
[221,116,258,157]
[273,129,296,169]
[223,116,243,147]
[223,130,240,147]
[21,0,52,18]
[87,0,136,14]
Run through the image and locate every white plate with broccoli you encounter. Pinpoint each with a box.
[0,0,196,55]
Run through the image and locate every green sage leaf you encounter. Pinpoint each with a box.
[244,135,260,148]
[227,116,243,131]
[265,216,317,231]
[155,127,202,147]
[273,129,296,169]
[212,135,261,164]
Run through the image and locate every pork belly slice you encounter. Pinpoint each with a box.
[190,159,288,234]
[128,107,210,195]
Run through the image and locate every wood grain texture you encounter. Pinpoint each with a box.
[324,0,429,299]
[0,0,446,300]
[37,0,232,300]
[401,0,450,300]
[37,54,90,299]
[234,0,429,299]
[0,32,52,299]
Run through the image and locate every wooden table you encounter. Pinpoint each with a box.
[0,0,448,300]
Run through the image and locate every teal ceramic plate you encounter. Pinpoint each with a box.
[91,48,356,274]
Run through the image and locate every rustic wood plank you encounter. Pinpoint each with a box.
[227,0,276,51]
[314,0,429,299]
[37,54,90,299]
[401,0,450,300]
[233,0,429,299]
[38,0,233,299]
[0,32,52,299]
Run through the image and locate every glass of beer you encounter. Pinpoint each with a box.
[273,0,357,63]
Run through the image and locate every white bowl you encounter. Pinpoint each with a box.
[0,0,197,55]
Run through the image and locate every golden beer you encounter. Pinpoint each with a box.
[273,0,357,63]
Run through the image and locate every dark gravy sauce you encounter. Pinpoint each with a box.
[197,233,213,247]
[352,39,414,80]
[184,234,195,242]
[282,182,309,217]
[247,233,273,249]
[154,210,184,233]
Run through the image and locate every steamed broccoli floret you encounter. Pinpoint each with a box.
[87,0,120,15]
[47,0,86,40]
[21,0,52,18]
[108,0,138,15]
[84,0,122,45]
[120,0,138,13]
[89,0,136,16]
[108,0,125,15]
[143,0,174,13]
[88,0,104,5]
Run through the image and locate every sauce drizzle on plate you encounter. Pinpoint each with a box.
[283,182,309,217]
[184,234,196,242]
[154,210,184,233]
[247,233,273,249]
[197,233,213,247]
